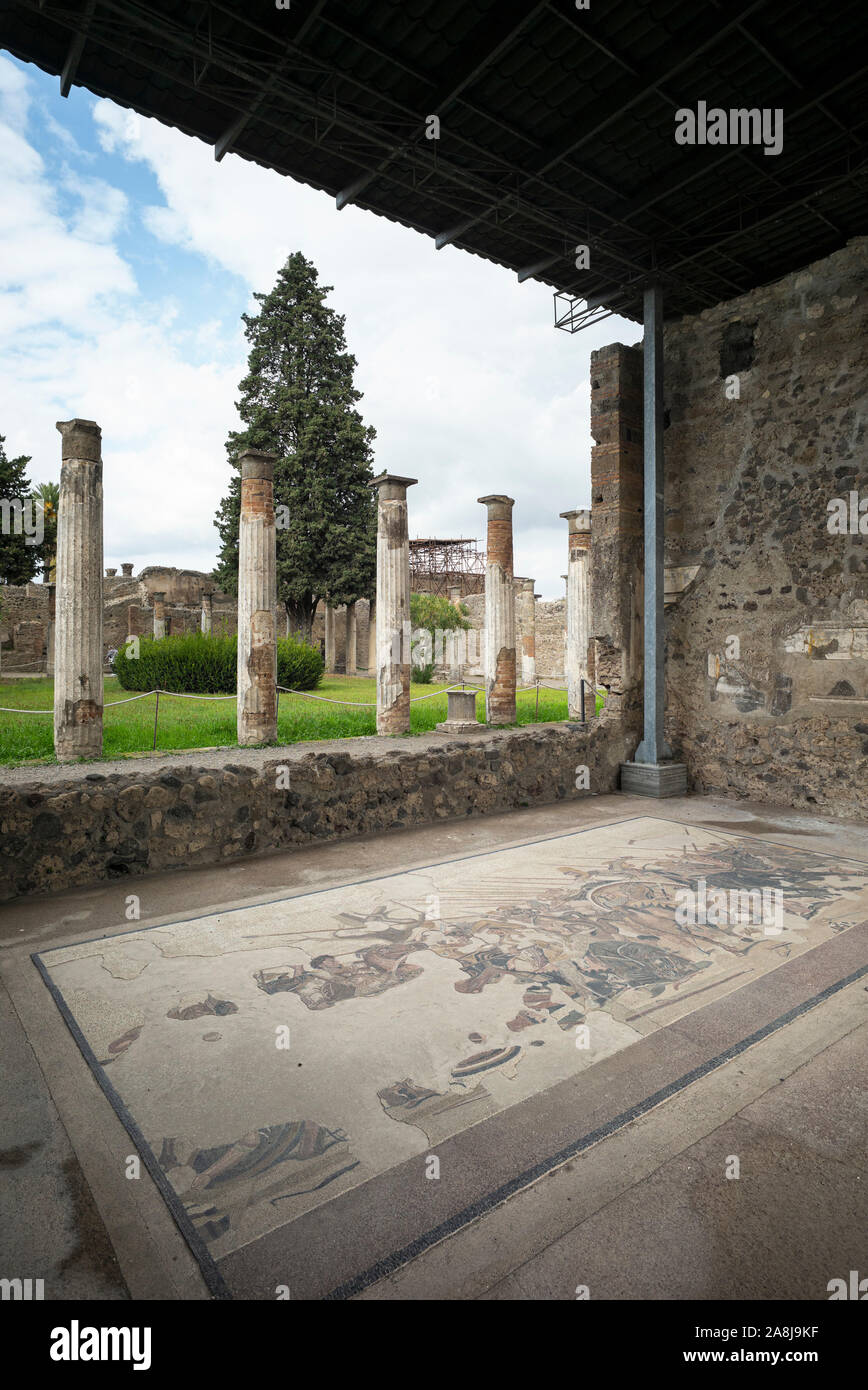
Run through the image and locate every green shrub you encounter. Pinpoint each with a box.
[113,631,323,694]
[276,637,324,691]
[411,661,435,684]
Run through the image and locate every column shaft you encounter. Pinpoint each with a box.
[345,602,358,676]
[153,592,166,640]
[201,591,213,634]
[561,509,592,719]
[479,495,516,724]
[324,604,336,672]
[515,577,536,685]
[53,419,103,760]
[371,473,417,734]
[237,450,277,745]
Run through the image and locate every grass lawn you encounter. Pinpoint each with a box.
[0,675,587,767]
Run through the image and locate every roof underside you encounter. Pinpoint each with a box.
[3,0,867,322]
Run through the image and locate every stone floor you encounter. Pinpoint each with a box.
[1,790,866,1300]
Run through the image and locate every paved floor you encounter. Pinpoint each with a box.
[1,791,866,1300]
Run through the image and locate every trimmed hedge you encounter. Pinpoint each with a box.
[112,631,323,694]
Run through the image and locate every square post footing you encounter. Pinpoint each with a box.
[620,761,687,798]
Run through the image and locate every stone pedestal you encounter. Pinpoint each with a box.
[620,761,687,798]
[478,494,516,725]
[53,418,103,761]
[371,473,417,734]
[236,449,278,746]
[435,687,481,734]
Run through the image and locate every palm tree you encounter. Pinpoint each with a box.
[32,481,59,582]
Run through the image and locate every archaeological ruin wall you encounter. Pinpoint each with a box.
[660,236,868,818]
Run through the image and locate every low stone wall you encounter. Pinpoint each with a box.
[0,719,632,902]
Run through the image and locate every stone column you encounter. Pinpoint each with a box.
[345,602,358,676]
[152,592,167,640]
[201,590,213,635]
[448,584,462,606]
[560,508,592,720]
[324,604,336,672]
[53,418,103,760]
[367,605,377,675]
[46,583,56,678]
[478,495,516,725]
[370,473,417,734]
[236,448,278,746]
[121,562,134,577]
[515,577,536,686]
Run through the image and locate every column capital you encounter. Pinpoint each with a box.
[478,494,514,519]
[56,419,101,461]
[239,449,277,481]
[370,472,418,500]
[560,507,592,529]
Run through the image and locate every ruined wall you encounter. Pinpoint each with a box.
[662,235,868,818]
[0,582,51,672]
[0,720,632,900]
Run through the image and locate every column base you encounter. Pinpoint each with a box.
[620,761,687,798]
[434,719,485,734]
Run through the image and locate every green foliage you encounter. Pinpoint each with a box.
[112,632,323,694]
[213,252,377,637]
[0,434,40,585]
[33,481,59,580]
[411,662,436,685]
[410,592,471,637]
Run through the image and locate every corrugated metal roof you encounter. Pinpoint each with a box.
[2,0,866,322]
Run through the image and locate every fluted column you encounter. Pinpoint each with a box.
[53,418,103,760]
[237,449,277,746]
[371,473,417,734]
[478,495,516,724]
[152,592,167,640]
[201,590,213,634]
[561,508,592,720]
[515,576,536,685]
[345,602,358,676]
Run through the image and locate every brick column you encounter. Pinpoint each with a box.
[236,448,277,746]
[53,419,103,760]
[201,590,213,634]
[371,473,417,734]
[560,508,593,719]
[478,494,516,725]
[345,602,358,676]
[590,345,644,726]
[152,592,167,640]
[515,576,536,686]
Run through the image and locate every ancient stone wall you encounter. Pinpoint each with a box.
[661,235,868,817]
[0,721,631,901]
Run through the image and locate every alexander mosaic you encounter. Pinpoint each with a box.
[36,817,868,1266]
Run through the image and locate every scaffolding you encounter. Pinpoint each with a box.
[409,538,486,597]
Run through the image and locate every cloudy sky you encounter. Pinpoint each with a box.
[0,52,641,599]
